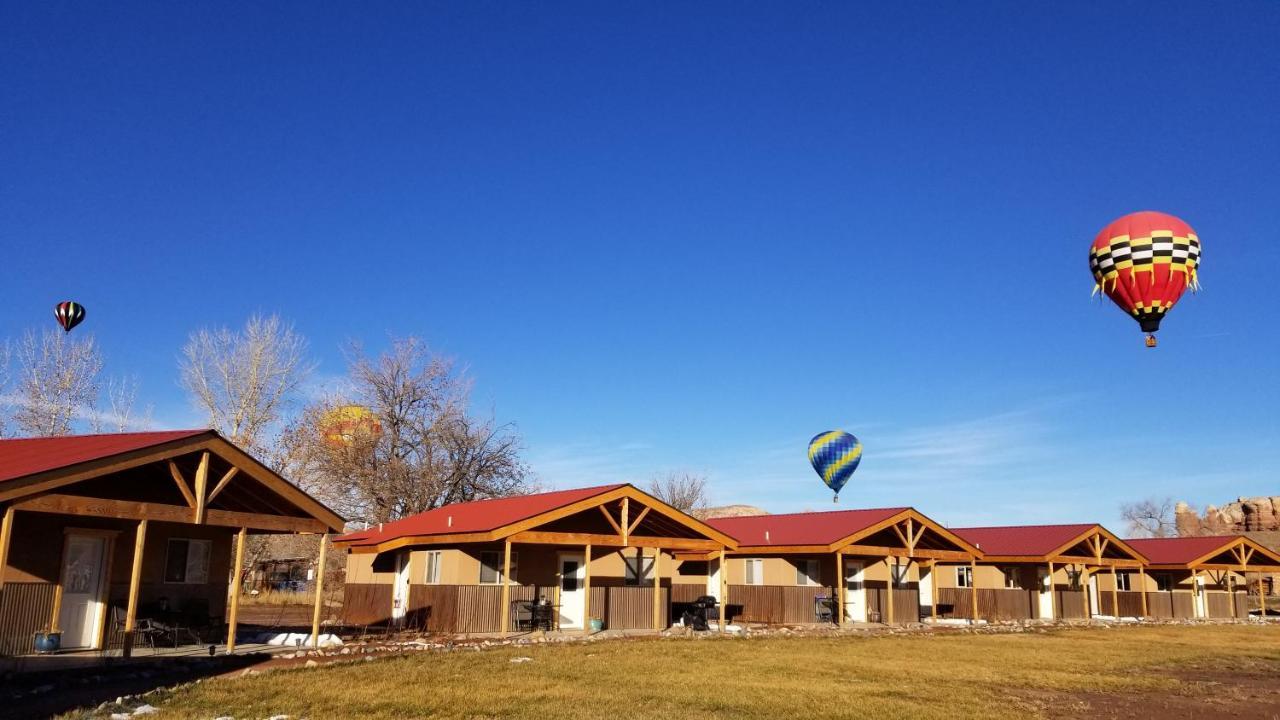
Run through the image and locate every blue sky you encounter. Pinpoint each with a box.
[3,2,1278,529]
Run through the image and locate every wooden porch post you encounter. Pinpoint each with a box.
[1081,567,1092,619]
[311,534,328,648]
[1228,573,1237,619]
[929,559,938,622]
[500,539,512,637]
[1139,566,1149,618]
[1047,562,1056,621]
[122,519,148,658]
[653,549,662,631]
[885,557,895,625]
[835,550,845,627]
[1110,566,1119,618]
[582,543,592,635]
[0,506,13,592]
[227,527,246,653]
[969,558,978,624]
[719,548,727,634]
[49,575,65,634]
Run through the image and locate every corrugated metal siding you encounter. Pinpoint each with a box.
[727,585,832,624]
[0,583,57,656]
[937,588,1035,621]
[865,584,921,623]
[1055,590,1087,619]
[1206,592,1239,618]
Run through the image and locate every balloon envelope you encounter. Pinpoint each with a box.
[1088,211,1200,337]
[319,405,381,446]
[54,301,85,333]
[808,430,862,499]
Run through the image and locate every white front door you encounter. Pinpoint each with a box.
[918,565,934,618]
[1037,567,1054,619]
[1087,574,1100,617]
[558,553,586,629]
[58,535,108,649]
[843,559,866,623]
[391,552,411,623]
[707,558,722,601]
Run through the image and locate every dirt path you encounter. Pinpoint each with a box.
[1027,659,1280,719]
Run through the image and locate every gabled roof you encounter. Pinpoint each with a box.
[1125,535,1280,568]
[335,483,738,553]
[0,430,208,484]
[706,507,907,547]
[952,524,1097,557]
[0,429,344,532]
[336,484,627,545]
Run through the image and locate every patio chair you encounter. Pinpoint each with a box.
[510,600,534,631]
[108,607,168,654]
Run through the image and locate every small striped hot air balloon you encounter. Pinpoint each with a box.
[1088,211,1201,348]
[808,430,862,503]
[54,301,86,333]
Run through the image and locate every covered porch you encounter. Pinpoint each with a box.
[336,484,737,635]
[0,431,345,658]
[1125,535,1280,620]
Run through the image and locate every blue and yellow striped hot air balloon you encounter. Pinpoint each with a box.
[808,430,862,502]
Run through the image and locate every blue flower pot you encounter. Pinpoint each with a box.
[588,618,603,633]
[34,631,61,654]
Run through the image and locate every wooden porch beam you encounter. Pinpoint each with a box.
[628,507,651,536]
[168,461,197,508]
[969,557,978,624]
[891,521,910,549]
[653,548,662,631]
[1049,554,1143,568]
[583,543,593,635]
[506,530,721,551]
[845,544,976,562]
[227,527,246,653]
[122,519,147,658]
[719,548,727,633]
[836,550,845,627]
[193,452,210,524]
[500,539,512,638]
[15,493,330,534]
[1047,561,1056,621]
[598,505,623,536]
[207,467,240,503]
[0,506,13,592]
[621,497,629,547]
[311,534,328,648]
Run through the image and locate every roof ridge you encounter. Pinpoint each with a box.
[955,522,1097,531]
[708,506,909,522]
[0,428,209,442]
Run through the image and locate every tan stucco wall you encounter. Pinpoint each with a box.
[346,544,697,587]
[928,564,1245,594]
[724,554,916,586]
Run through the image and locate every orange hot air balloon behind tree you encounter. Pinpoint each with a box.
[1088,211,1201,348]
[319,405,382,447]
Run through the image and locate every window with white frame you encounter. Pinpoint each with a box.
[1003,567,1020,589]
[1115,572,1132,592]
[424,551,442,584]
[795,559,820,587]
[624,553,656,586]
[479,551,518,584]
[744,558,764,585]
[163,538,211,584]
[956,565,973,588]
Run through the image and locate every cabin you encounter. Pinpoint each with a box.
[333,484,737,634]
[1123,535,1280,619]
[940,524,1147,621]
[0,431,345,657]
[699,507,984,625]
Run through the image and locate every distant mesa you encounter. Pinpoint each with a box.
[1176,496,1280,551]
[697,504,768,520]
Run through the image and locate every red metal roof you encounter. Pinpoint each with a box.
[706,507,907,547]
[336,484,628,546]
[951,524,1097,557]
[1124,536,1241,565]
[0,430,210,484]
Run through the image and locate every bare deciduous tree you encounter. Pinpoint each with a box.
[1120,497,1177,538]
[180,314,313,453]
[92,375,151,433]
[13,329,104,436]
[284,337,530,523]
[648,471,709,513]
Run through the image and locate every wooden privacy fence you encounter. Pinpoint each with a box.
[937,588,1036,621]
[341,583,394,626]
[1097,591,1146,618]
[394,584,671,633]
[867,587,922,624]
[0,583,57,656]
[728,585,831,624]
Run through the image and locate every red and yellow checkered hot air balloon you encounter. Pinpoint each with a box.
[1088,211,1201,348]
[319,405,382,447]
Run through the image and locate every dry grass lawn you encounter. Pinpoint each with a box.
[90,625,1280,719]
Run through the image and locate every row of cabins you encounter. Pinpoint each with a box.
[338,483,1280,633]
[0,430,1275,657]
